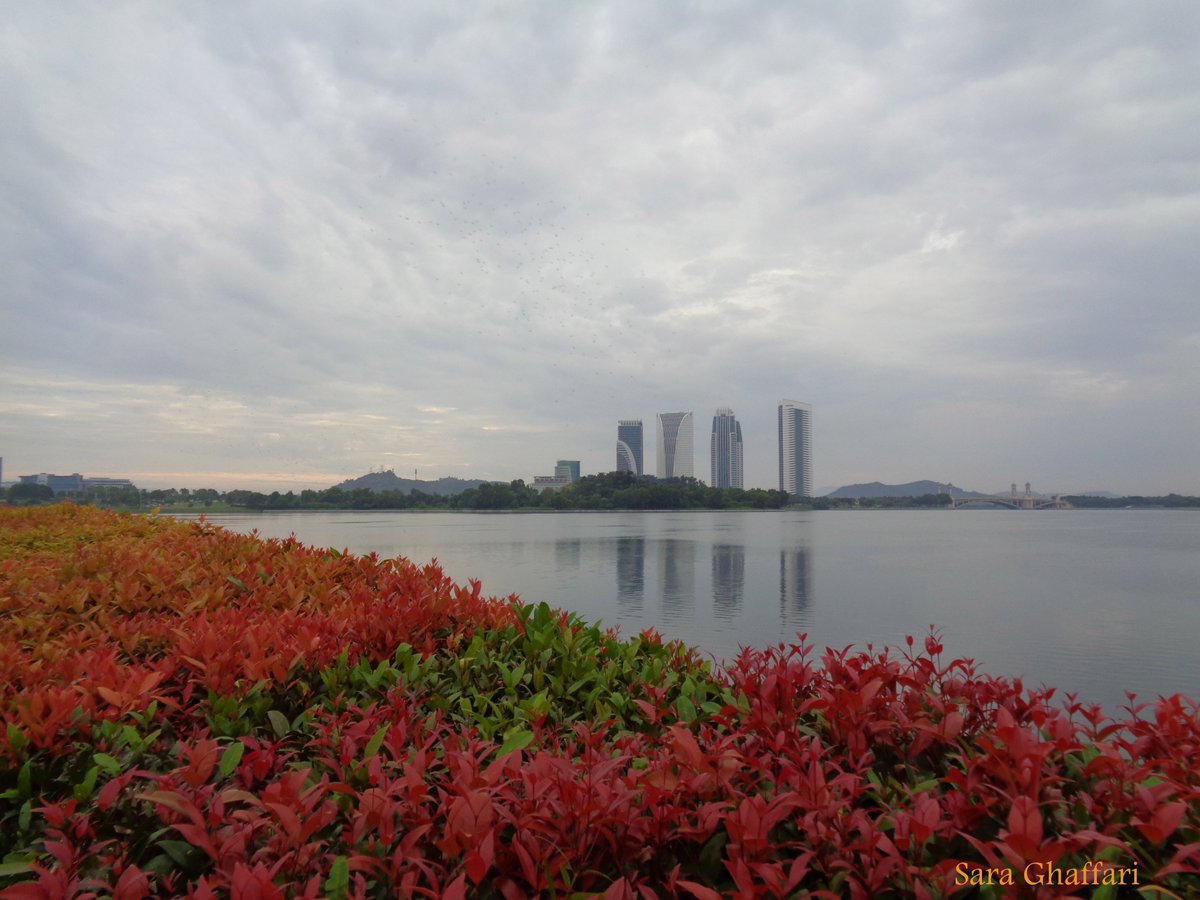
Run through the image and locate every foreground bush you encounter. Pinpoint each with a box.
[0,505,1197,897]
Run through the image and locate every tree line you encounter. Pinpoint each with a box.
[5,479,1197,511]
[1,473,793,511]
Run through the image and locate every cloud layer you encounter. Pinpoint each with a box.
[3,2,1197,493]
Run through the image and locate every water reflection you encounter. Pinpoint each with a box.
[615,537,644,611]
[660,539,695,620]
[555,538,581,570]
[780,548,812,614]
[712,543,745,621]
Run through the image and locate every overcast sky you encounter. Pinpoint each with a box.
[3,2,1197,495]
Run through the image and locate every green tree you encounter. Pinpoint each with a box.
[6,483,55,505]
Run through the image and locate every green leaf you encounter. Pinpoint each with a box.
[324,856,351,899]
[496,729,535,758]
[675,695,697,723]
[226,575,248,591]
[158,839,202,868]
[18,799,32,831]
[697,831,728,876]
[6,723,28,753]
[93,752,122,775]
[0,861,35,877]
[910,777,938,794]
[74,765,100,802]
[267,710,290,737]
[17,761,32,799]
[218,741,245,778]
[363,724,388,759]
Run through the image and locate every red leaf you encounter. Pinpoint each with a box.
[442,874,467,900]
[464,851,488,886]
[676,881,723,900]
[139,791,205,828]
[1145,801,1187,845]
[1005,796,1042,859]
[669,725,704,770]
[0,884,52,900]
[182,739,220,787]
[443,790,493,853]
[171,823,219,861]
[264,801,303,843]
[114,865,150,900]
[512,839,538,887]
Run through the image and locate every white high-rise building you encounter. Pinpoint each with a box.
[710,408,744,489]
[778,399,813,498]
[656,411,694,479]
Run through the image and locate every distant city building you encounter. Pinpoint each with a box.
[86,477,138,491]
[710,408,744,489]
[532,475,572,491]
[534,459,580,492]
[656,411,694,479]
[19,473,85,494]
[555,460,581,483]
[778,399,813,498]
[616,420,643,475]
[17,473,137,495]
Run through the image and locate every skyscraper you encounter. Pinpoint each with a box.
[616,420,643,475]
[778,399,813,498]
[710,408,744,489]
[656,411,694,479]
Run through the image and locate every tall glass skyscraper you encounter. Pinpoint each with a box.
[656,411,694,479]
[710,408,744,488]
[616,420,643,475]
[778,399,813,498]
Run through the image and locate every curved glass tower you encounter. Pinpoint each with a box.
[710,408,744,489]
[616,420,643,475]
[656,411,694,479]
[778,399,813,498]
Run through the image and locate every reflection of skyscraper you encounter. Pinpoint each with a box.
[711,543,745,620]
[657,412,694,479]
[616,537,645,610]
[616,420,643,475]
[780,548,812,619]
[659,539,695,620]
[555,538,581,570]
[778,399,813,498]
[710,408,744,489]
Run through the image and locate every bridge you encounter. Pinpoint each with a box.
[940,482,1072,510]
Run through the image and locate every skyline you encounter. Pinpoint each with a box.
[3,4,1198,495]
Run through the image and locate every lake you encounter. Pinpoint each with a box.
[184,508,1200,712]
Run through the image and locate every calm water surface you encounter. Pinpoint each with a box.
[190,509,1200,712]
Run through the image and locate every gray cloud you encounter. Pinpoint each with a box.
[2,1,1197,493]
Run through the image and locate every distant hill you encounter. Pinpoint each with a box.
[825,480,992,499]
[334,471,485,496]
